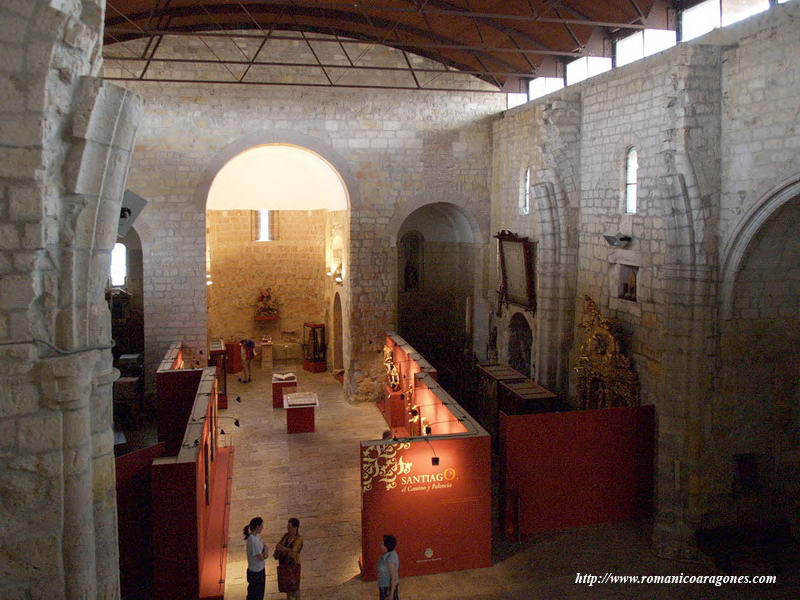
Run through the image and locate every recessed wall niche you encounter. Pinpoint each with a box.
[618,264,638,302]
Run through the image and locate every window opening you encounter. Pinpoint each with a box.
[566,56,612,86]
[528,77,564,100]
[616,29,677,67]
[110,243,127,286]
[681,0,721,41]
[721,0,770,26]
[521,167,531,215]
[625,148,638,214]
[256,209,273,241]
[507,93,528,109]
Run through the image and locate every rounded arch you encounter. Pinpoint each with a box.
[720,173,800,320]
[388,199,485,247]
[192,129,360,214]
[507,312,534,377]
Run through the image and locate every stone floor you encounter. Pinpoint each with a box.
[222,363,799,600]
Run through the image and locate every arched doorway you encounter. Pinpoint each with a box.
[396,202,476,396]
[714,192,800,528]
[205,144,349,369]
[333,292,344,372]
[507,312,533,377]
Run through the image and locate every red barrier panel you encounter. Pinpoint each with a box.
[116,443,166,600]
[501,405,654,535]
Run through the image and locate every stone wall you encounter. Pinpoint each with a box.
[0,2,143,598]
[118,35,504,400]
[489,1,800,554]
[206,209,326,345]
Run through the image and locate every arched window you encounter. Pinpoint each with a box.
[521,167,531,215]
[625,148,638,214]
[110,243,127,286]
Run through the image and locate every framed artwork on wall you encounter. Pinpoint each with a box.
[495,231,536,312]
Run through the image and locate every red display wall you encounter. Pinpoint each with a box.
[361,435,491,580]
[152,368,233,600]
[501,405,654,535]
[116,442,166,600]
[156,342,204,456]
[362,334,491,581]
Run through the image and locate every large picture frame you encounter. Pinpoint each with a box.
[495,230,536,312]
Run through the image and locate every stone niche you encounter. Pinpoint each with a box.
[206,209,327,346]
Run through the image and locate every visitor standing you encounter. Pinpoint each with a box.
[239,338,256,383]
[243,517,268,600]
[377,534,400,600]
[274,517,304,599]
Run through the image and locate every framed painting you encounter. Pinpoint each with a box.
[495,231,536,311]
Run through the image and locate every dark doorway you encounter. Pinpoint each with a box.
[508,312,532,377]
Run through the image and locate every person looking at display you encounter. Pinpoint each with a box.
[239,338,256,383]
[242,516,268,600]
[378,534,400,600]
[274,517,303,599]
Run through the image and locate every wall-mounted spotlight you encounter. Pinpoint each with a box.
[326,264,344,284]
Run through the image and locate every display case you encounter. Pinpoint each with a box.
[303,322,327,373]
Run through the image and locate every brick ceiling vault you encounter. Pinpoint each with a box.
[103,0,675,92]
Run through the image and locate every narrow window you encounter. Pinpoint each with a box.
[625,148,638,214]
[110,243,127,286]
[256,209,273,241]
[521,167,531,215]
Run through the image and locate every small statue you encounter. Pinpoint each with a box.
[256,288,279,318]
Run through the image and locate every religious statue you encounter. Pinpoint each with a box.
[256,287,279,319]
[382,344,401,391]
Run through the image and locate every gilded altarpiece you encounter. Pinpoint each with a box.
[574,296,639,409]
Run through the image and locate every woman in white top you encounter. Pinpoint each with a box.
[243,516,268,600]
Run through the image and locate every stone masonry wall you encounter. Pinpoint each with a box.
[207,209,326,346]
[117,35,504,400]
[1,2,143,598]
[489,2,799,553]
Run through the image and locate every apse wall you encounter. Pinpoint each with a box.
[118,41,505,395]
[206,209,327,345]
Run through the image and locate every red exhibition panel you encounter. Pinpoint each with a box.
[501,405,654,535]
[361,436,492,580]
[115,443,166,600]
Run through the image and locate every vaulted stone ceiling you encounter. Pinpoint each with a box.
[104,0,671,89]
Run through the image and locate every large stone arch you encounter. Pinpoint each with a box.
[190,129,357,389]
[0,2,143,599]
[719,173,800,320]
[529,96,580,395]
[191,129,358,214]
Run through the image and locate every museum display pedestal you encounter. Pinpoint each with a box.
[284,392,319,433]
[272,373,297,409]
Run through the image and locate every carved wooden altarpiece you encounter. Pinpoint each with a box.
[574,295,639,409]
